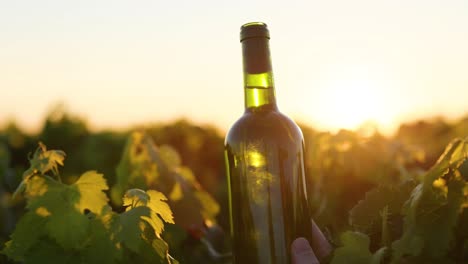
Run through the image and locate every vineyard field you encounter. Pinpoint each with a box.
[0,110,467,263]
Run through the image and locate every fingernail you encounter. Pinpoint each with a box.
[292,238,319,264]
[292,237,312,253]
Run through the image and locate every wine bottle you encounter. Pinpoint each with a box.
[224,22,313,263]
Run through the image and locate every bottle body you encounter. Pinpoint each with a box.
[225,106,313,263]
[225,22,313,263]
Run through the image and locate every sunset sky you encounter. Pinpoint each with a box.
[1,0,467,135]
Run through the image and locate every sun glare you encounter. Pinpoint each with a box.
[314,67,396,133]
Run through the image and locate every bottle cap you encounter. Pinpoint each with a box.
[240,22,270,42]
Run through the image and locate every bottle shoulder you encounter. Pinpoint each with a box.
[225,109,304,147]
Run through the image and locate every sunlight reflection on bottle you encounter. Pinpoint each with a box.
[245,148,272,205]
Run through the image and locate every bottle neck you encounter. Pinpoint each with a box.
[242,37,277,111]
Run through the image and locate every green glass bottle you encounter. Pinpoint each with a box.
[224,22,313,263]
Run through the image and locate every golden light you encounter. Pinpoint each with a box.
[314,65,396,133]
[247,150,266,168]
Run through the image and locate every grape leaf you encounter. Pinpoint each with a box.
[4,142,176,264]
[152,238,172,262]
[123,188,150,208]
[118,188,176,263]
[123,189,174,237]
[114,132,172,204]
[1,211,47,262]
[24,175,59,207]
[13,143,66,198]
[161,224,188,260]
[392,138,468,261]
[24,176,88,249]
[24,238,81,264]
[114,131,219,231]
[24,142,66,177]
[415,178,465,258]
[23,172,108,250]
[331,231,386,264]
[350,181,415,235]
[73,170,109,214]
[118,205,153,253]
[81,212,123,264]
[422,138,467,190]
[146,190,175,226]
[120,206,148,251]
[45,199,89,250]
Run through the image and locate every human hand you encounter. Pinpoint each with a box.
[291,220,332,264]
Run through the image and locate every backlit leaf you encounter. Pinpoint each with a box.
[392,138,468,261]
[114,131,219,231]
[24,142,66,177]
[122,189,174,237]
[147,190,174,225]
[73,171,109,214]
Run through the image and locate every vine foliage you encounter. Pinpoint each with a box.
[2,143,178,264]
[331,138,468,263]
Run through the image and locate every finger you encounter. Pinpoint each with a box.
[310,219,333,260]
[291,237,319,264]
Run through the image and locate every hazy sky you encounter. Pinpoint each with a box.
[1,0,467,134]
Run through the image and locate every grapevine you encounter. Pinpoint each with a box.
[2,143,178,264]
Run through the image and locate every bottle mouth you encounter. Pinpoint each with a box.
[240,22,270,42]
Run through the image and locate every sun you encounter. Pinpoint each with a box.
[315,73,395,133]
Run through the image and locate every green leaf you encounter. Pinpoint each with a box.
[152,238,170,260]
[147,190,175,224]
[350,181,415,234]
[168,167,219,228]
[161,224,188,259]
[392,234,424,261]
[81,212,123,264]
[113,131,219,230]
[123,188,150,208]
[421,178,465,257]
[331,231,373,264]
[117,189,175,263]
[5,141,176,264]
[146,190,175,235]
[24,175,61,210]
[392,138,468,261]
[114,132,172,203]
[72,170,109,214]
[23,175,90,250]
[46,201,89,250]
[330,232,388,264]
[122,189,174,237]
[24,142,66,177]
[24,238,80,264]
[13,143,66,199]
[118,205,151,253]
[422,138,467,190]
[2,212,47,261]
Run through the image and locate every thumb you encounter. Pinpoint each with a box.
[291,237,319,264]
